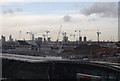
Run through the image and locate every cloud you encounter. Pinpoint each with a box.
[0,2,10,5]
[88,18,97,22]
[3,9,14,14]
[2,14,63,27]
[15,8,23,12]
[1,13,118,41]
[81,2,118,18]
[63,15,71,22]
[1,0,119,2]
[3,8,23,14]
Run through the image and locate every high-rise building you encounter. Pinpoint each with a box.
[48,37,51,42]
[63,36,68,44]
[43,38,46,44]
[38,37,42,42]
[1,35,6,42]
[9,35,13,42]
[79,36,82,42]
[83,36,87,42]
[32,34,34,41]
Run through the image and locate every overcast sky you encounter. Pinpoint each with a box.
[0,1,119,41]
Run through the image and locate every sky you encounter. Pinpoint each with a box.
[0,1,119,41]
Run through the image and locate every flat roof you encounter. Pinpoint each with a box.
[1,53,68,63]
[1,53,120,71]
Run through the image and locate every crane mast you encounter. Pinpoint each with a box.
[26,32,34,41]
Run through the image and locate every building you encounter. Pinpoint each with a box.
[63,36,68,44]
[79,36,82,43]
[83,36,87,42]
[15,40,38,51]
[1,35,6,42]
[48,37,51,43]
[9,35,13,42]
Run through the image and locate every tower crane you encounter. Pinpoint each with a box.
[57,25,62,42]
[75,29,101,42]
[70,34,75,42]
[45,30,50,41]
[75,30,81,37]
[19,30,21,40]
[26,31,34,41]
[96,30,101,44]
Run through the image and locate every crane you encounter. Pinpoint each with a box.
[83,29,101,43]
[57,25,62,42]
[96,30,101,44]
[42,34,46,43]
[70,34,75,42]
[62,32,67,37]
[45,30,50,41]
[75,29,101,42]
[75,29,81,37]
[26,31,34,41]
[19,30,21,40]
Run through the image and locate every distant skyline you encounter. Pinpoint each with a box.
[1,2,118,41]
